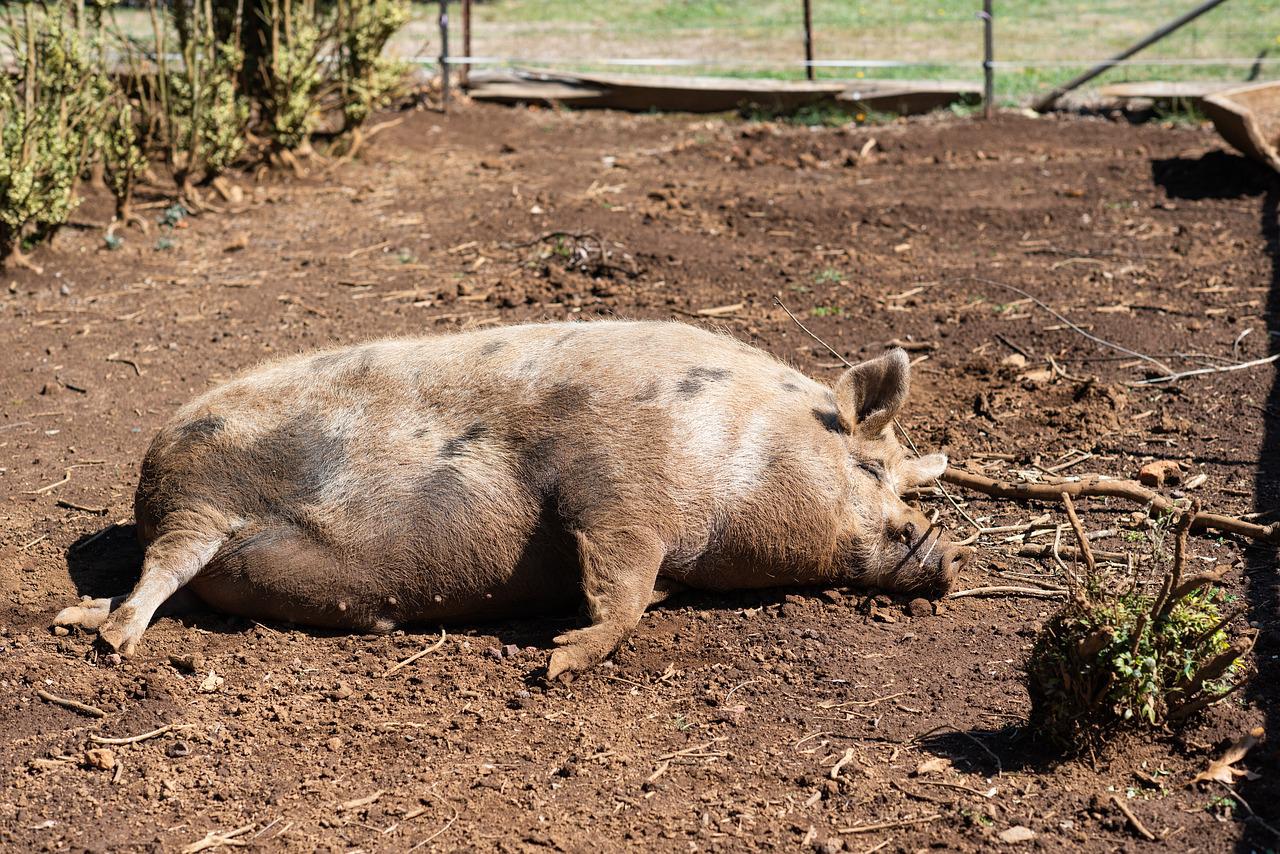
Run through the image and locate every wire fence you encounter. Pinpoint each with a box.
[396,0,1280,103]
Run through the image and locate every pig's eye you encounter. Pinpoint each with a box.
[858,462,885,483]
[898,522,917,543]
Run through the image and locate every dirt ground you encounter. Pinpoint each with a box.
[1,103,1279,852]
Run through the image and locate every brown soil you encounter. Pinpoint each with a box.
[1,104,1279,852]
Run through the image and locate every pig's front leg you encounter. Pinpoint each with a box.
[547,526,664,681]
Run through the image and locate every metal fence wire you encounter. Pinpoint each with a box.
[397,0,1280,104]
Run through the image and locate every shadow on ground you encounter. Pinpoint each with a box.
[1153,150,1280,848]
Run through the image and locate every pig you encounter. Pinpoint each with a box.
[55,320,966,679]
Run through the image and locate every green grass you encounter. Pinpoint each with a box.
[401,0,1280,105]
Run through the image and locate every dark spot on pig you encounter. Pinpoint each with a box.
[415,465,474,528]
[552,331,578,348]
[310,351,350,373]
[480,340,506,356]
[633,380,660,402]
[780,381,801,393]
[243,415,348,512]
[542,382,591,419]
[176,415,226,442]
[676,366,730,398]
[439,423,488,458]
[812,408,845,433]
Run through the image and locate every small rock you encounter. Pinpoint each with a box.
[503,644,520,658]
[485,647,503,661]
[51,626,69,637]
[165,741,190,758]
[84,748,115,771]
[871,608,896,624]
[326,737,342,752]
[1138,459,1182,487]
[168,652,204,674]
[913,757,951,776]
[198,670,224,693]
[998,825,1036,844]
[813,837,845,853]
[223,231,250,252]
[327,681,352,700]
[1000,353,1027,368]
[1018,368,1054,387]
[906,598,932,618]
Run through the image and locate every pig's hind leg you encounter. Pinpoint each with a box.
[56,528,224,657]
[547,526,664,681]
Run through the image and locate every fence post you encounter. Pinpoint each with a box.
[438,0,451,110]
[802,0,814,80]
[462,0,472,88]
[982,0,994,118]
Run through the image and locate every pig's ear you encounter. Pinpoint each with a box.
[834,348,910,436]
[900,453,948,487]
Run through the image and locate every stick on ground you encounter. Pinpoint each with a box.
[382,628,448,678]
[941,468,1280,544]
[36,689,106,718]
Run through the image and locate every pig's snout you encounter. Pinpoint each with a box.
[935,543,969,594]
[891,519,967,598]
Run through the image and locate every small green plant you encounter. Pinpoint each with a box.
[1025,504,1254,755]
[335,0,410,132]
[811,305,843,317]
[0,3,111,269]
[814,267,844,284]
[262,0,327,153]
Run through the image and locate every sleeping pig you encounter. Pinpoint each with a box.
[56,320,966,679]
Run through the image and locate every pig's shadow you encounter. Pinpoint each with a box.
[65,524,143,599]
[65,528,945,684]
[62,522,586,646]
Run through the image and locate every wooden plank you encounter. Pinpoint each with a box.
[1203,80,1280,172]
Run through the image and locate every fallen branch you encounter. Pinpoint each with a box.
[968,277,1174,377]
[1129,353,1280,386]
[181,824,254,854]
[949,585,1067,599]
[1017,544,1130,562]
[90,723,192,745]
[1109,794,1157,841]
[36,689,106,718]
[942,467,1280,544]
[837,814,942,834]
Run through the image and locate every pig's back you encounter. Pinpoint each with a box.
[139,321,846,587]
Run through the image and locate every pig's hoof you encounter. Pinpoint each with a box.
[97,611,142,659]
[54,596,117,631]
[547,646,592,682]
[547,628,614,681]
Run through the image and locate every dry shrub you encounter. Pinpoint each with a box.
[1025,504,1255,754]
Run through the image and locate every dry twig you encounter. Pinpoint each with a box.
[36,689,105,718]
[942,468,1279,544]
[382,628,447,678]
[90,723,191,745]
[1109,794,1157,841]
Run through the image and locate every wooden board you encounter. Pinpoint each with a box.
[467,69,978,115]
[1099,81,1238,102]
[1202,80,1280,172]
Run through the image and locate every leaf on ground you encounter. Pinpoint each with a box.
[998,825,1036,843]
[1191,726,1264,785]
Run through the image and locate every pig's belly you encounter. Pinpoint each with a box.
[186,515,583,631]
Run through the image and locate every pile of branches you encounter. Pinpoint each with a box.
[1022,499,1254,753]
